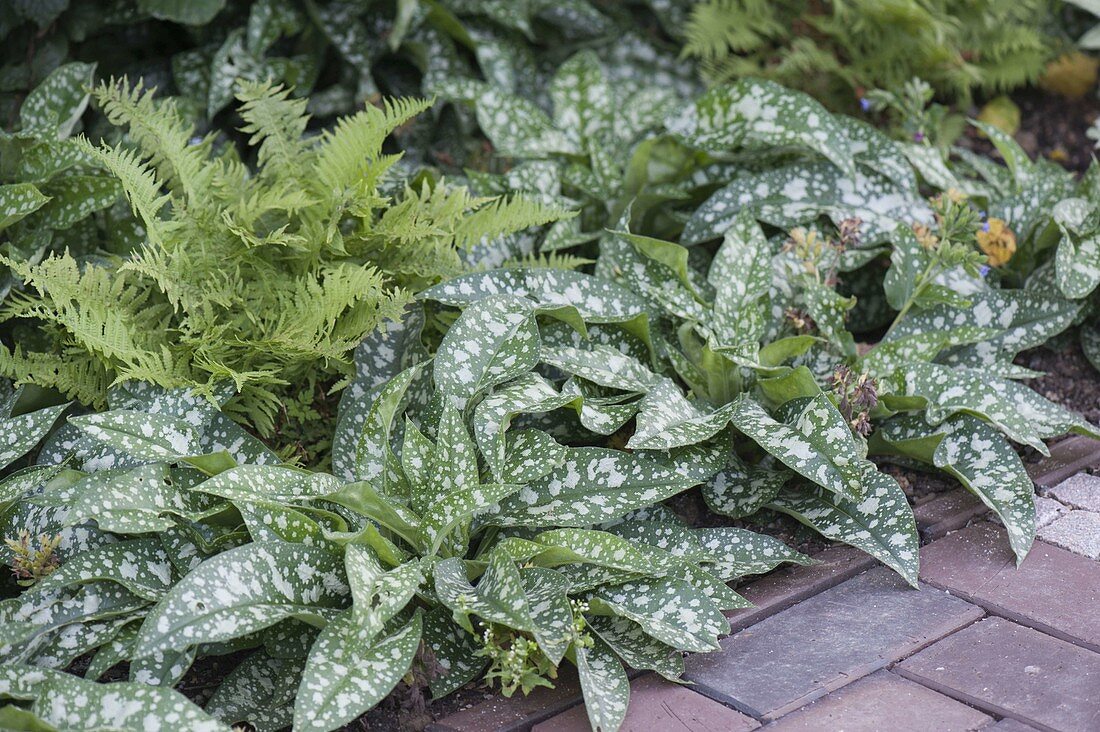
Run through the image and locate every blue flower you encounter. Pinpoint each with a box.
[978,210,987,220]
[981,221,991,232]
[913,131,925,142]
[859,98,871,112]
[979,265,991,277]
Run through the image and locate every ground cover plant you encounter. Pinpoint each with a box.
[3,4,1100,732]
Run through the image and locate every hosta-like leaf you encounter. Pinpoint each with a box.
[1053,197,1100,299]
[333,364,421,486]
[589,615,684,681]
[694,526,813,579]
[0,183,50,232]
[729,395,864,502]
[702,454,788,519]
[19,62,96,137]
[593,577,725,652]
[627,381,738,450]
[542,344,659,394]
[0,664,223,731]
[192,465,339,503]
[708,211,771,346]
[768,467,919,587]
[32,539,173,602]
[873,414,1035,563]
[68,410,200,462]
[886,290,1078,368]
[667,79,855,178]
[207,653,304,732]
[134,542,348,657]
[491,448,700,527]
[423,607,486,698]
[435,295,540,405]
[574,636,630,732]
[522,567,574,664]
[293,612,422,732]
[422,268,650,324]
[0,403,67,471]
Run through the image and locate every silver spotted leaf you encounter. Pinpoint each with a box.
[293,611,422,732]
[627,380,738,450]
[207,653,304,732]
[768,467,919,587]
[0,403,67,471]
[134,542,348,657]
[592,576,726,652]
[32,538,173,602]
[588,615,684,681]
[68,410,200,463]
[191,464,340,503]
[574,636,630,732]
[541,345,661,394]
[434,295,540,406]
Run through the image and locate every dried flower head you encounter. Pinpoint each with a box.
[837,217,863,249]
[912,223,939,250]
[785,307,816,334]
[5,531,62,586]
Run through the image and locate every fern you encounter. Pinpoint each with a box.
[1,82,566,441]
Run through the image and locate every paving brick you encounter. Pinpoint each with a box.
[920,522,1100,652]
[912,488,987,541]
[1033,495,1067,529]
[1037,510,1100,559]
[1043,472,1100,510]
[762,670,992,731]
[530,674,759,732]
[683,568,981,720]
[427,672,582,732]
[1027,435,1100,489]
[725,544,877,633]
[897,617,1100,732]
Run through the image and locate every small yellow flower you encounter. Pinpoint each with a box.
[945,188,968,204]
[976,218,1016,267]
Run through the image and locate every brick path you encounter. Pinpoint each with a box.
[428,437,1100,732]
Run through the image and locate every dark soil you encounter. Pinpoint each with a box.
[1017,337,1100,426]
[960,87,1100,173]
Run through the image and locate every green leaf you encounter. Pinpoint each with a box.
[1053,197,1100,299]
[550,51,613,145]
[627,381,738,450]
[668,79,856,178]
[593,576,726,652]
[522,567,574,664]
[702,454,788,519]
[137,0,227,24]
[694,526,813,579]
[769,467,919,587]
[332,364,421,486]
[708,211,771,346]
[729,394,864,502]
[33,176,122,230]
[589,615,684,681]
[207,653,304,732]
[423,606,486,698]
[473,374,575,480]
[134,542,348,657]
[492,448,700,527]
[573,637,630,732]
[873,414,1036,563]
[32,539,173,601]
[64,464,215,534]
[344,545,422,637]
[68,410,200,462]
[474,85,580,157]
[0,403,66,471]
[435,295,540,406]
[500,429,567,485]
[293,612,422,732]
[192,464,339,503]
[422,268,650,324]
[0,664,223,731]
[20,62,96,137]
[435,548,530,633]
[541,345,660,393]
[883,224,928,311]
[0,183,50,232]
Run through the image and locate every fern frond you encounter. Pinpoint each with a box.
[503,251,594,271]
[455,194,573,250]
[76,140,168,246]
[235,80,311,180]
[92,78,213,205]
[0,345,113,408]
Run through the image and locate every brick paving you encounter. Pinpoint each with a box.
[432,447,1100,732]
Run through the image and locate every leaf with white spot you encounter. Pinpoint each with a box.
[702,454,789,519]
[19,62,96,137]
[134,542,348,657]
[873,414,1035,563]
[0,663,223,731]
[574,636,630,732]
[550,50,613,145]
[422,268,650,324]
[435,548,530,633]
[293,612,421,732]
[589,615,684,681]
[730,394,864,502]
[32,539,173,602]
[708,211,772,347]
[207,653,304,732]
[0,403,67,471]
[1053,197,1100,299]
[68,410,200,462]
[768,467,919,587]
[667,79,855,178]
[333,364,421,486]
[344,545,422,638]
[63,464,219,534]
[522,567,574,664]
[492,448,701,527]
[472,373,575,481]
[435,295,540,405]
[541,344,660,394]
[129,647,196,687]
[0,183,50,232]
[627,380,738,450]
[533,528,670,577]
[499,429,567,485]
[474,85,580,157]
[191,464,339,503]
[694,526,813,580]
[592,577,725,652]
[423,606,486,698]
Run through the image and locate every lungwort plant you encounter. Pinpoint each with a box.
[0,298,814,731]
[0,78,564,443]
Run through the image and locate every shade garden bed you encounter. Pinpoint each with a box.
[3,2,1100,732]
